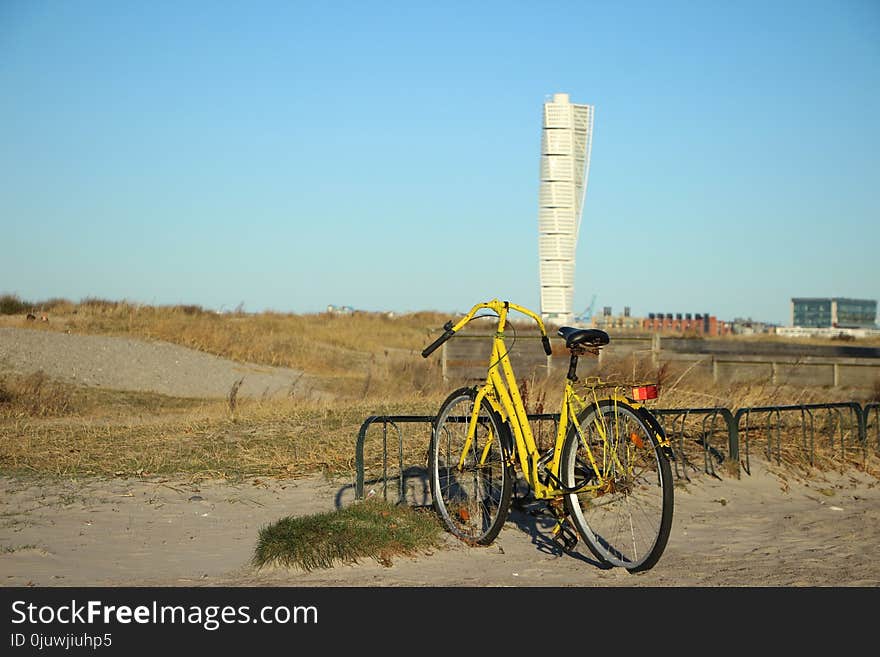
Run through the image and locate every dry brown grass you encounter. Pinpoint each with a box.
[713,331,880,348]
[0,299,452,479]
[0,299,449,399]
[0,390,447,481]
[1,299,878,482]
[0,372,76,418]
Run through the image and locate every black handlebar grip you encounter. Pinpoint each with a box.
[541,335,552,356]
[421,321,455,358]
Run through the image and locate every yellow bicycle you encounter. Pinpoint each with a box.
[421,299,674,572]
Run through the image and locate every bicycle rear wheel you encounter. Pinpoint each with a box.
[561,399,673,572]
[429,387,513,545]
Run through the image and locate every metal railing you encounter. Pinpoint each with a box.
[355,415,434,503]
[355,413,559,504]
[354,402,879,501]
[734,402,864,474]
[651,408,737,480]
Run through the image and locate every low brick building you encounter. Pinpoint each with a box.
[641,312,730,336]
[590,307,731,336]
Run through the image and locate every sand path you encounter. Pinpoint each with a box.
[2,460,878,587]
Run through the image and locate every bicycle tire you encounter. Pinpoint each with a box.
[561,399,673,572]
[429,386,513,545]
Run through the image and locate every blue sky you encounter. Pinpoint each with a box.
[1,1,878,326]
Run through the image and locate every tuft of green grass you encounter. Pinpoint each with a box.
[253,498,444,571]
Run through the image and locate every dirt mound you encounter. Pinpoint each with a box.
[0,327,309,399]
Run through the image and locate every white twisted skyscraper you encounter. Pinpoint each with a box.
[538,93,594,326]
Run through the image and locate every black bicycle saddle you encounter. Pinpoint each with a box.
[557,326,610,349]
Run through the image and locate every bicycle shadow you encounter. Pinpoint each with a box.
[332,468,611,570]
[334,466,432,510]
[506,477,612,570]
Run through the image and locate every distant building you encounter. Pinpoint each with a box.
[730,317,777,335]
[590,307,642,331]
[640,312,730,336]
[791,298,877,329]
[538,92,595,326]
[326,305,356,315]
[590,308,730,335]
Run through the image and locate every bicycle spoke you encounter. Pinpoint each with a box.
[563,400,673,572]
[430,388,512,545]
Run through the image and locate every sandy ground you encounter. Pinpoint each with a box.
[2,459,879,587]
[2,328,878,587]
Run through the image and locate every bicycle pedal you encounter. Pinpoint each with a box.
[552,528,579,552]
[551,522,579,552]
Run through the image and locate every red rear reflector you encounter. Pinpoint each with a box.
[631,385,658,401]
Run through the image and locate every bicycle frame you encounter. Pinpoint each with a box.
[448,299,647,501]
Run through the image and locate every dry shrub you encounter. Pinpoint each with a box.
[0,371,75,417]
[0,294,30,315]
[227,377,244,415]
[870,377,880,403]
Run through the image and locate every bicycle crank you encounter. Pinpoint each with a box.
[548,500,579,552]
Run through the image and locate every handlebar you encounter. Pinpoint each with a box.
[421,321,454,358]
[421,299,551,359]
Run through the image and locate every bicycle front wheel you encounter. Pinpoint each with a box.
[561,399,673,572]
[429,387,513,545]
